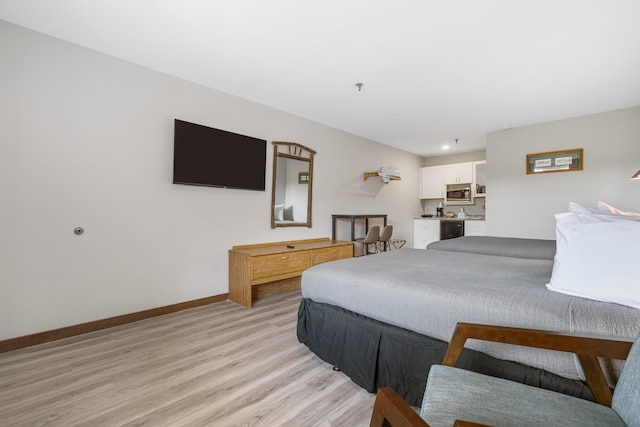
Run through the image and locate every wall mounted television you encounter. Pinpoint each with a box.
[173,119,267,191]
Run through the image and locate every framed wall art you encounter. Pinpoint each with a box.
[298,171,310,184]
[526,148,583,174]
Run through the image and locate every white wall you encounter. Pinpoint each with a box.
[486,106,640,239]
[423,150,486,167]
[0,21,423,340]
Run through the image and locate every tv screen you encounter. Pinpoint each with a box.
[173,119,267,191]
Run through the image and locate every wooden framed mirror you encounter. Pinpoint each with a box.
[271,141,315,228]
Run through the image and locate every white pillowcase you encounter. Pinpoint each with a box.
[274,204,284,221]
[547,204,640,309]
[569,201,640,218]
[596,201,640,218]
[568,202,597,214]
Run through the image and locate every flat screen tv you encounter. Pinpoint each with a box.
[173,119,267,191]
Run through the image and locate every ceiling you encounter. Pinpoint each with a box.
[1,0,639,157]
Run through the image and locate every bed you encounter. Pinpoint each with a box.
[296,235,640,406]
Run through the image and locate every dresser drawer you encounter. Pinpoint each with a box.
[312,245,352,265]
[230,238,353,307]
[251,251,312,280]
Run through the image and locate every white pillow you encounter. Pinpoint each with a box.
[596,201,640,218]
[274,204,284,221]
[569,201,640,218]
[546,211,640,309]
[568,202,597,214]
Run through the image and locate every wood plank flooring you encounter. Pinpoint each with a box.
[0,290,376,426]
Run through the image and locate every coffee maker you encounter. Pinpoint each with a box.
[436,201,444,218]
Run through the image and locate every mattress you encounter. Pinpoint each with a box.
[427,235,556,260]
[301,237,640,382]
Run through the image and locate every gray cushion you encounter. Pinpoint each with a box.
[612,333,640,427]
[420,365,626,427]
[283,205,294,221]
[427,236,556,260]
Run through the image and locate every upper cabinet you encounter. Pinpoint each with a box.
[420,160,487,200]
[444,162,473,184]
[473,161,486,197]
[420,166,445,199]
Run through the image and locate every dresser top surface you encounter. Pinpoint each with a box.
[231,238,353,256]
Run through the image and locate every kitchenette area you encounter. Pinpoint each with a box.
[414,159,486,249]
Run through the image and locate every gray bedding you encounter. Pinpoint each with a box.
[301,237,640,382]
[427,235,556,260]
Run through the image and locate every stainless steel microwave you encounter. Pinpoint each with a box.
[445,183,472,205]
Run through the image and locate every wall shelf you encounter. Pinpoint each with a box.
[364,171,401,183]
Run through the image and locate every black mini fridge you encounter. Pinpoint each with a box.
[440,220,464,240]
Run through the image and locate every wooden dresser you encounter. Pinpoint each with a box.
[229,238,353,307]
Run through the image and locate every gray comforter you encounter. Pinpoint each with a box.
[301,237,640,382]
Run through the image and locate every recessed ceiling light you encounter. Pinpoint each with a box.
[441,144,450,150]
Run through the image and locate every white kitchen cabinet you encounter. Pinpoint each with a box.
[473,161,486,197]
[413,219,440,249]
[420,166,444,199]
[444,162,473,184]
[464,220,486,236]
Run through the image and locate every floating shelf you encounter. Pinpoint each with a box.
[364,171,401,183]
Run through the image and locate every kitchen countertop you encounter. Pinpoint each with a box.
[416,216,485,221]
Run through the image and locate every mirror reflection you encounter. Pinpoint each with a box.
[271,142,315,228]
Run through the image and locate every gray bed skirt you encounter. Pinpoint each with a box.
[297,298,594,407]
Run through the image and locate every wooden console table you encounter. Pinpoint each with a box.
[331,214,387,241]
[228,238,353,307]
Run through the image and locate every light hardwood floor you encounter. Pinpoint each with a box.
[0,290,376,426]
